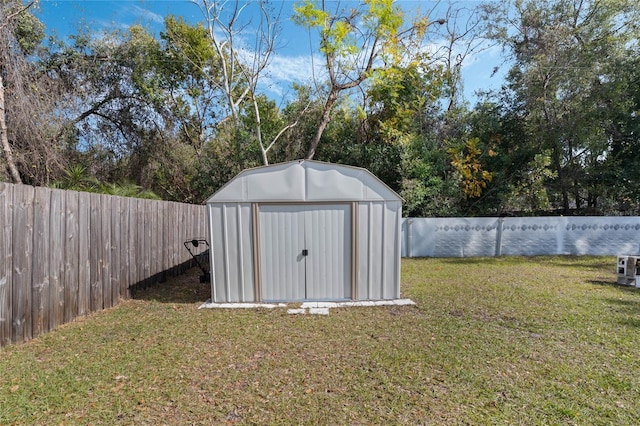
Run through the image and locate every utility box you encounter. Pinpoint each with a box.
[617,255,640,286]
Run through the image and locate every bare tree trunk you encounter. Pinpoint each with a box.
[0,74,22,183]
[305,90,338,160]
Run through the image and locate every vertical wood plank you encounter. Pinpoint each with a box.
[169,202,177,276]
[89,193,102,312]
[186,205,192,264]
[184,203,192,265]
[49,189,66,330]
[119,197,130,299]
[128,197,138,288]
[137,198,146,286]
[188,204,195,267]
[110,196,121,304]
[31,187,50,338]
[101,194,112,309]
[0,183,14,347]
[148,200,156,280]
[64,190,79,321]
[151,200,160,280]
[160,202,171,282]
[171,203,178,273]
[12,185,34,343]
[144,200,152,283]
[199,204,206,238]
[77,191,91,316]
[164,202,172,277]
[177,203,184,270]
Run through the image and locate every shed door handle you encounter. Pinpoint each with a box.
[302,249,308,256]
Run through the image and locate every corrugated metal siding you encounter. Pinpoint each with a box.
[258,204,352,302]
[305,204,351,300]
[208,203,254,302]
[259,205,306,301]
[357,201,401,300]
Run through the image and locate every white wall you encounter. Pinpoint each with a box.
[402,217,640,257]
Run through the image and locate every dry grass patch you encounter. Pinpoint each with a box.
[2,257,640,424]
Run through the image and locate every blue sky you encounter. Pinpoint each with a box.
[34,0,506,104]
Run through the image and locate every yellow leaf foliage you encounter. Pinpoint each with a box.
[448,138,494,198]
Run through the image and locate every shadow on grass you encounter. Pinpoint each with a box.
[552,259,614,271]
[602,296,640,328]
[588,279,638,293]
[131,267,211,304]
[424,255,612,265]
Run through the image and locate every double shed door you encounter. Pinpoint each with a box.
[258,204,352,302]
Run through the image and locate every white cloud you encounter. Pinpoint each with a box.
[128,5,165,25]
[258,52,329,100]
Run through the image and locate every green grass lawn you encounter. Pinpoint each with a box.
[2,256,640,424]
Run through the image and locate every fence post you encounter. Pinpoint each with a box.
[495,217,504,257]
[406,219,413,258]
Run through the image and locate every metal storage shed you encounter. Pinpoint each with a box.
[206,160,402,303]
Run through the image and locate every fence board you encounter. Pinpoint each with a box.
[0,183,13,346]
[136,198,145,286]
[89,193,103,312]
[161,201,168,280]
[143,201,152,282]
[127,197,137,289]
[65,191,79,322]
[11,185,34,343]
[101,194,112,309]
[49,189,66,330]
[177,203,186,270]
[182,203,190,267]
[168,203,177,276]
[119,197,130,299]
[151,201,159,278]
[77,191,91,316]
[110,196,121,305]
[31,187,51,338]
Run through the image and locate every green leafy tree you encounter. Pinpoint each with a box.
[505,152,557,213]
[482,0,640,214]
[293,0,436,159]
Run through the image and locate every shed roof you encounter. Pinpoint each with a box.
[206,160,401,203]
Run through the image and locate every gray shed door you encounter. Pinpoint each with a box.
[258,204,352,302]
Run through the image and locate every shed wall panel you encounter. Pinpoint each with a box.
[209,203,254,302]
[357,201,401,300]
[259,205,306,301]
[305,204,351,300]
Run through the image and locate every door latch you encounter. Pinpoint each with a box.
[302,249,308,256]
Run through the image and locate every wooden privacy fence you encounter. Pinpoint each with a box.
[0,183,207,348]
